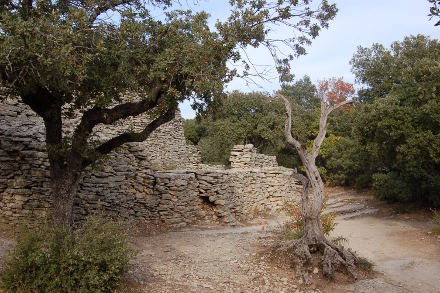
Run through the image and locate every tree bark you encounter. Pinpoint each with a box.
[275,93,352,246]
[297,154,326,247]
[50,169,81,229]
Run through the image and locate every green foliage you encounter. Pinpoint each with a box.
[276,146,300,169]
[218,0,338,82]
[1,217,134,293]
[432,226,440,235]
[331,235,348,246]
[319,134,373,188]
[350,35,440,207]
[428,0,440,26]
[193,91,286,165]
[183,119,206,145]
[184,76,318,167]
[0,0,337,111]
[282,201,336,240]
[372,172,412,203]
[433,209,440,225]
[0,2,232,108]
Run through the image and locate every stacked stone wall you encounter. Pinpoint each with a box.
[230,144,278,168]
[0,97,300,226]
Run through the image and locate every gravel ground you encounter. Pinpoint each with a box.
[122,189,440,292]
[1,189,439,292]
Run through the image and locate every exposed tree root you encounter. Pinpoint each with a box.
[275,236,359,284]
[321,239,357,278]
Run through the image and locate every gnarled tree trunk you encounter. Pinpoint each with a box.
[275,93,358,279]
[21,86,176,228]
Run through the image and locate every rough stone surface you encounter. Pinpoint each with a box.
[0,97,301,226]
[230,144,278,169]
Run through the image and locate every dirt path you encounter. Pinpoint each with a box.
[130,222,305,293]
[334,217,440,293]
[126,189,440,292]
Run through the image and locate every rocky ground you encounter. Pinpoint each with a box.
[1,188,439,292]
[119,188,440,292]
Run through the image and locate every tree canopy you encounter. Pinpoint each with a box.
[350,35,440,206]
[186,76,320,166]
[194,91,285,165]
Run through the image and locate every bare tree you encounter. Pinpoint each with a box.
[274,85,359,278]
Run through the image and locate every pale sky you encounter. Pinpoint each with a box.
[178,0,440,119]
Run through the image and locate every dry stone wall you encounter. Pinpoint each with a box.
[0,97,301,226]
[230,144,278,168]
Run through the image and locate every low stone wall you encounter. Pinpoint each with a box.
[230,144,278,169]
[0,98,301,226]
[75,166,300,226]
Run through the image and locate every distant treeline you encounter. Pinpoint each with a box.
[184,35,440,208]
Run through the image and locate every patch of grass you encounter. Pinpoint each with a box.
[432,209,440,225]
[281,223,304,240]
[331,235,348,246]
[432,226,440,235]
[356,256,374,273]
[431,209,440,235]
[282,197,336,241]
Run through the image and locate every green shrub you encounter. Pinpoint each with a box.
[1,216,135,293]
[432,226,440,235]
[354,173,372,190]
[372,172,412,203]
[433,210,440,225]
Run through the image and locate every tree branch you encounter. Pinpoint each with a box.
[274,93,303,151]
[291,170,311,218]
[328,99,354,114]
[20,87,69,177]
[311,101,329,159]
[71,85,163,155]
[0,0,18,10]
[83,105,176,167]
[311,99,354,159]
[88,0,133,24]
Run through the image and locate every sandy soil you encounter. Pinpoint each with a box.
[334,216,440,293]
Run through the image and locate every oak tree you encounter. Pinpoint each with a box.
[0,0,337,227]
[351,35,440,207]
